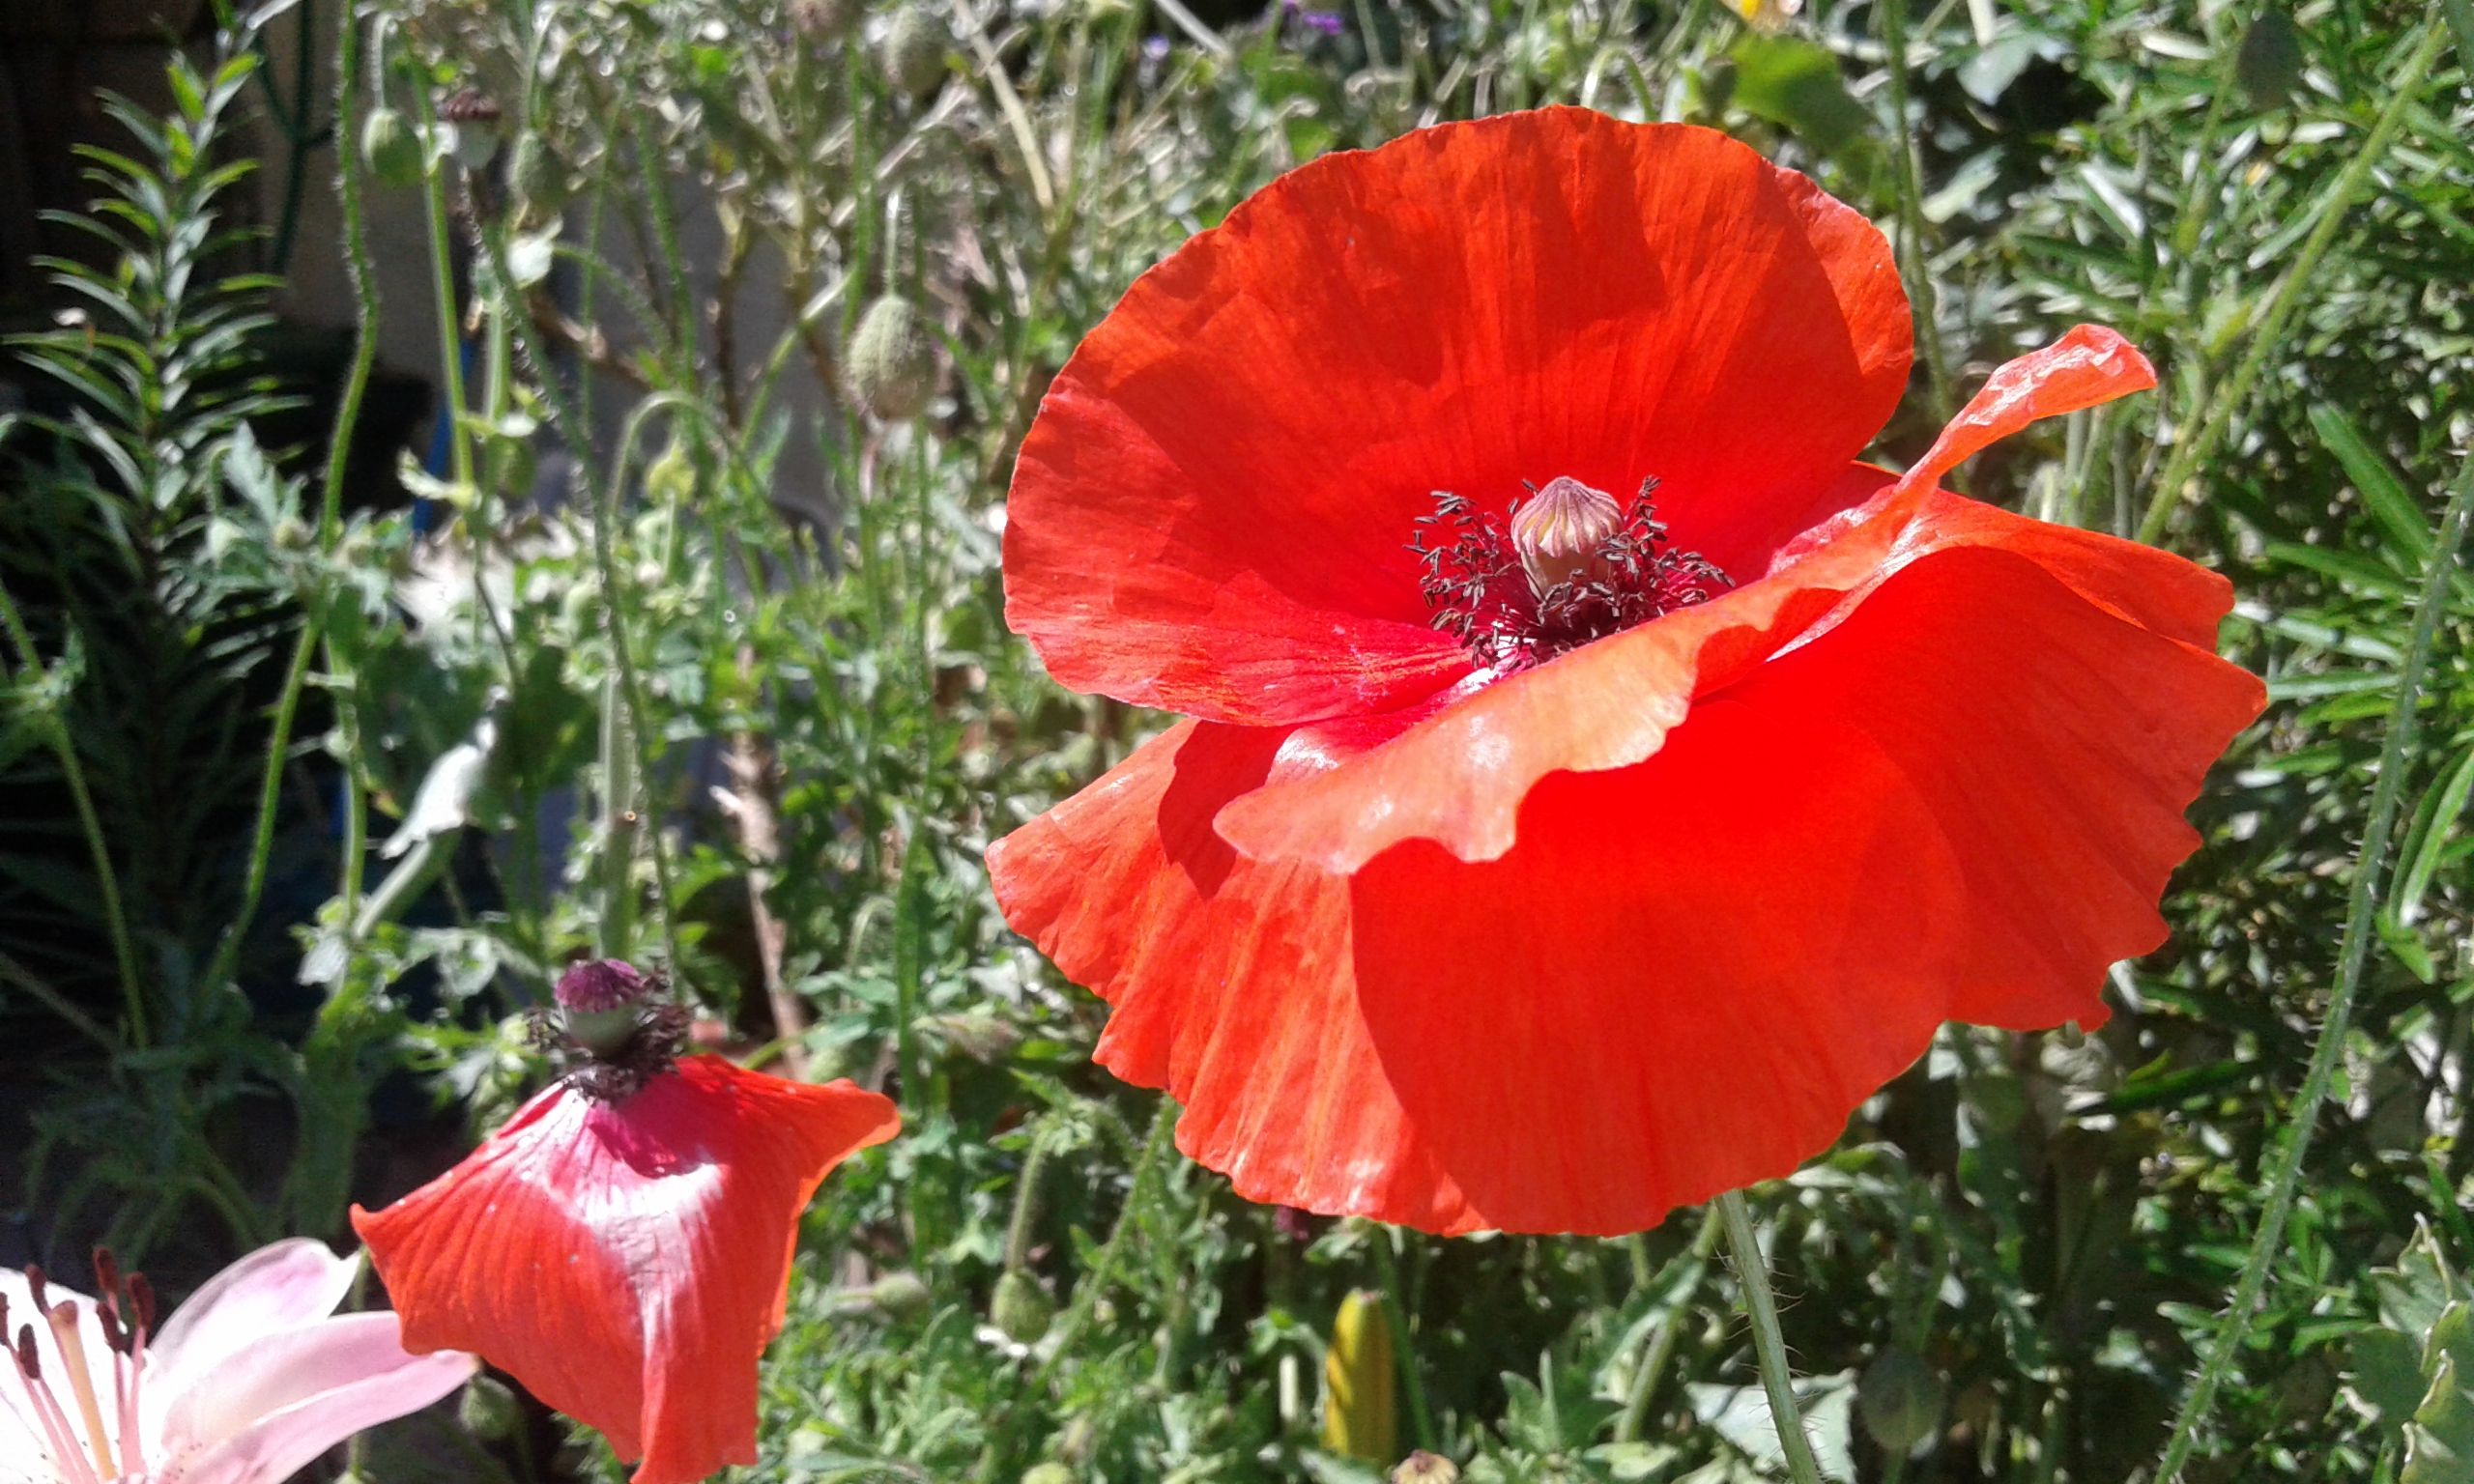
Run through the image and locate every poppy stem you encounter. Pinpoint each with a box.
[1715,1189,1825,1484]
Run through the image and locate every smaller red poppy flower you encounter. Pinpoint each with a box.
[351,961,899,1484]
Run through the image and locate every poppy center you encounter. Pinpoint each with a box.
[1410,475,1730,669]
[536,958,692,1102]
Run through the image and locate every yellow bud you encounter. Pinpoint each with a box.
[1321,1290,1398,1464]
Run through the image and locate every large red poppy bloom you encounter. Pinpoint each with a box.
[986,108,2264,1238]
[352,965,898,1484]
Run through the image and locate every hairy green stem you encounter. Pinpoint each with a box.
[2152,452,2474,1481]
[1718,1189,1825,1484]
[2136,24,2445,547]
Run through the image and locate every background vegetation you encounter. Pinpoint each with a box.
[1,0,2470,1480]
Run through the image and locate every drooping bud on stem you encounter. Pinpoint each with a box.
[556,959,655,1058]
[1508,476,1623,597]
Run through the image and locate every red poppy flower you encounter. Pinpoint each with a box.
[351,962,899,1484]
[986,108,2264,1238]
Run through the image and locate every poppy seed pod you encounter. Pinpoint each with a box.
[1858,1348,1946,1455]
[878,7,951,98]
[990,1270,1054,1345]
[360,107,423,188]
[1320,1291,1397,1464]
[849,295,939,420]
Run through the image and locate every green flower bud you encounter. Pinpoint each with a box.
[991,1270,1054,1345]
[865,1270,933,1322]
[1857,1348,1946,1455]
[848,295,939,420]
[1021,1467,1076,1484]
[879,7,952,98]
[360,107,424,188]
[457,1375,523,1441]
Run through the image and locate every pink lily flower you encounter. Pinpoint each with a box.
[2,1240,475,1484]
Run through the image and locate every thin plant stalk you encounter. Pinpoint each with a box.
[2151,451,2474,1482]
[1877,0,1954,428]
[0,583,146,1045]
[2135,23,2446,546]
[1614,1207,1722,1445]
[1370,1227,1440,1454]
[1717,1188,1825,1484]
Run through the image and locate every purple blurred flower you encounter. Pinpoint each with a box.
[1280,0,1347,38]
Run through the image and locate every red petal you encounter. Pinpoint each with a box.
[987,723,1480,1232]
[1213,329,2177,871]
[352,1059,898,1484]
[1006,108,1911,726]
[992,507,2260,1239]
[1729,542,2264,1029]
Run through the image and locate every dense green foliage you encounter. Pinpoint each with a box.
[2,0,2470,1480]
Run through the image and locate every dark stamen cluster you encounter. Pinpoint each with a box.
[1409,477,1732,670]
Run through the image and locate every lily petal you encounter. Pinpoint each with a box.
[147,1241,360,1401]
[153,1312,474,1484]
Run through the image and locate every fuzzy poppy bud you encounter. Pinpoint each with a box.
[849,295,939,420]
[457,1374,523,1441]
[878,8,951,98]
[1857,1348,1945,1455]
[990,1270,1053,1345]
[1020,1467,1075,1484]
[1509,475,1623,596]
[360,107,423,188]
[1321,1290,1397,1464]
[1392,1452,1458,1484]
[863,1271,933,1322]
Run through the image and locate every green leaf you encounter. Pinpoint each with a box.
[1729,35,1871,156]
[2403,1354,2474,1484]
[2311,404,2435,570]
[2350,1327,2432,1435]
[2393,745,2474,926]
[2376,1224,2467,1340]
